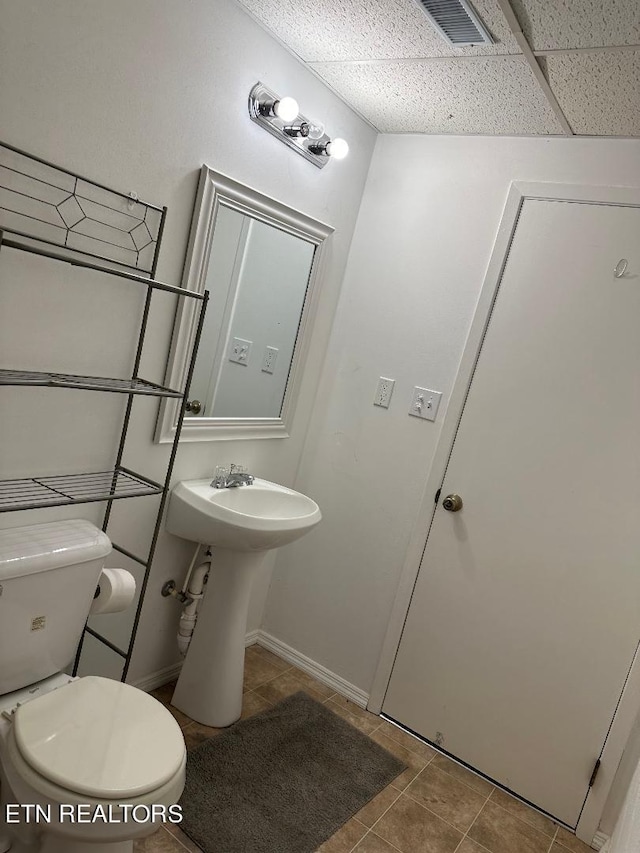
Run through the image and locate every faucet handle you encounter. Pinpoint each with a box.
[211,465,229,488]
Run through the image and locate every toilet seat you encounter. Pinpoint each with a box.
[13,676,185,798]
[6,726,186,810]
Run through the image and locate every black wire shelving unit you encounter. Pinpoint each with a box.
[0,141,209,682]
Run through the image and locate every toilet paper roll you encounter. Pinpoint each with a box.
[89,568,136,615]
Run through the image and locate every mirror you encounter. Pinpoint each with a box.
[156,167,333,442]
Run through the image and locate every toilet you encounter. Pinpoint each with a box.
[0,520,186,853]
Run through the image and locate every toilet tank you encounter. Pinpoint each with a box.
[0,519,112,695]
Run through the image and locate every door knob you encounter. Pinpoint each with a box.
[186,399,202,415]
[442,493,463,512]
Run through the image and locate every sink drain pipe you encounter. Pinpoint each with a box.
[162,545,211,656]
[177,555,210,656]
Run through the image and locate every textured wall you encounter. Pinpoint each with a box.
[0,0,376,682]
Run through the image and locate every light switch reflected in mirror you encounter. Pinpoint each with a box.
[155,167,334,443]
[187,207,316,420]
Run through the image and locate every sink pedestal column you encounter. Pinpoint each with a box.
[171,548,267,727]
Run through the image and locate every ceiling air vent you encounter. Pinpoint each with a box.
[418,0,494,46]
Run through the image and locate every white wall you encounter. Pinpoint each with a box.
[265,134,640,698]
[0,0,376,681]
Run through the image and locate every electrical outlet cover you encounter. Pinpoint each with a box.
[374,377,395,408]
[262,346,279,374]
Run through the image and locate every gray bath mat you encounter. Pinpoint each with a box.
[180,691,406,853]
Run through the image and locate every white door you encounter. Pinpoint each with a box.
[383,198,640,827]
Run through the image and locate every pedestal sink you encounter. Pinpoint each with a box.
[165,478,321,727]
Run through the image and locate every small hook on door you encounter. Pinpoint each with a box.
[614,259,629,278]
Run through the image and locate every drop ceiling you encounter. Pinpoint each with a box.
[236,0,640,136]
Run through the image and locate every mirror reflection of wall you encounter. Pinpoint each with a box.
[187,206,316,419]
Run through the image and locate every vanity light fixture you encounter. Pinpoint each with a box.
[309,137,350,160]
[258,95,299,122]
[248,82,349,169]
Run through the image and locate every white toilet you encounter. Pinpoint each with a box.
[0,520,186,853]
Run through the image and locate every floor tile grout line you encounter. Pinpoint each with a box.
[451,784,495,852]
[488,787,561,841]
[483,796,560,842]
[372,731,439,775]
[162,824,197,852]
[346,800,405,853]
[453,829,494,853]
[348,825,406,853]
[375,726,500,801]
[251,662,347,704]
[419,753,495,800]
[375,783,488,840]
[248,664,295,693]
[358,786,405,842]
[402,784,488,832]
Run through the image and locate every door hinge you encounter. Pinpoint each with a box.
[589,759,601,788]
[435,488,441,504]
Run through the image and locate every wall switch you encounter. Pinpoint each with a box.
[374,377,395,408]
[262,346,279,374]
[228,337,252,366]
[409,387,442,421]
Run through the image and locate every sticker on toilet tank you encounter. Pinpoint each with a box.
[30,616,46,631]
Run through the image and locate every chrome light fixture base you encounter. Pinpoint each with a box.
[248,82,334,169]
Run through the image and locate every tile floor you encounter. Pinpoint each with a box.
[137,644,594,853]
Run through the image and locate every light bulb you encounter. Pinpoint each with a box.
[325,138,349,160]
[307,119,325,140]
[273,96,299,122]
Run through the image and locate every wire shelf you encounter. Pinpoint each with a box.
[0,467,163,513]
[0,141,165,274]
[0,368,182,398]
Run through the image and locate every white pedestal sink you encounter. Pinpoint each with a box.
[165,478,321,727]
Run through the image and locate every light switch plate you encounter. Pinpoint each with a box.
[228,337,252,366]
[409,387,442,421]
[374,377,395,408]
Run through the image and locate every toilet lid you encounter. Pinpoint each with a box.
[13,676,185,798]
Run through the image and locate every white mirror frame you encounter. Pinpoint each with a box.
[155,166,334,443]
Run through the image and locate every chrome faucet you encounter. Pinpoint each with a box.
[211,464,255,489]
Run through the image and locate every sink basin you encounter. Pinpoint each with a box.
[166,477,322,728]
[166,477,321,551]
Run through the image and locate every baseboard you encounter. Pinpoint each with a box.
[591,830,609,851]
[134,661,183,693]
[136,628,262,692]
[245,628,260,646]
[256,630,370,709]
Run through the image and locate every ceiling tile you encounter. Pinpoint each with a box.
[542,51,640,136]
[511,0,640,51]
[310,56,564,134]
[237,0,520,61]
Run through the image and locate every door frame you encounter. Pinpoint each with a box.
[369,181,640,844]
